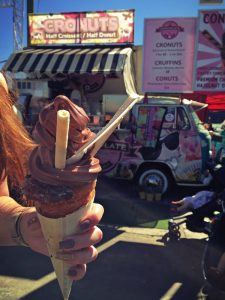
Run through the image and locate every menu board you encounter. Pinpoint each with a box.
[142,18,196,93]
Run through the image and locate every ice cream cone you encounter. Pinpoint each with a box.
[23,96,101,299]
[38,198,94,300]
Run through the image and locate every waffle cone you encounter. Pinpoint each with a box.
[37,191,95,300]
[27,179,96,299]
[34,181,96,218]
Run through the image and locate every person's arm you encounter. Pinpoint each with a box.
[171,196,194,215]
[0,175,26,245]
[0,175,104,281]
[0,194,31,246]
[0,173,9,197]
[0,176,34,246]
[209,130,223,142]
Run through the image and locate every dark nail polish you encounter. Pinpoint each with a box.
[59,239,75,249]
[80,219,91,231]
[68,267,77,277]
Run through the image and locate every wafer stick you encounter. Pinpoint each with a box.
[55,110,70,169]
[66,95,143,165]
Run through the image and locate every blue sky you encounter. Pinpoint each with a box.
[0,0,224,67]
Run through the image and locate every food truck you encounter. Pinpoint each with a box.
[2,10,213,194]
[96,95,211,194]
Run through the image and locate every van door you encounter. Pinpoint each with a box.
[136,104,204,183]
[135,105,166,159]
[170,106,203,182]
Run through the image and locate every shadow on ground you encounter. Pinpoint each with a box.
[74,237,206,300]
[0,246,51,280]
[0,227,208,300]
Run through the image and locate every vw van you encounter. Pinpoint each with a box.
[97,96,211,194]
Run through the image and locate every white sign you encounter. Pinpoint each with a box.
[142,18,196,93]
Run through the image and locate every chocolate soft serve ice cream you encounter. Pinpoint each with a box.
[23,95,102,300]
[24,95,101,218]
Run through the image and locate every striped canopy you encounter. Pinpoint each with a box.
[3,47,132,78]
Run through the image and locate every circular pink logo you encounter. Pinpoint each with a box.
[156,21,183,40]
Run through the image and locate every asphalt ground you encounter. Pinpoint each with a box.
[96,176,203,229]
[0,225,208,300]
[0,177,219,300]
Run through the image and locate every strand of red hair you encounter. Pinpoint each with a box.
[0,83,36,187]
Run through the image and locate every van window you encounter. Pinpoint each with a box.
[176,107,190,130]
[136,106,166,148]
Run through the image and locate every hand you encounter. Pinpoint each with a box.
[20,203,104,281]
[19,206,49,255]
[56,203,104,280]
[171,198,193,215]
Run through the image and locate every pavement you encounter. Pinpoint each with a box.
[0,177,217,300]
[0,224,208,300]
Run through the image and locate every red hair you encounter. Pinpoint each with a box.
[0,83,35,186]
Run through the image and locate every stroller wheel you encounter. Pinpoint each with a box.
[168,219,181,241]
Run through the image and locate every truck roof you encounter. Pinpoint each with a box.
[143,96,182,105]
[138,96,208,111]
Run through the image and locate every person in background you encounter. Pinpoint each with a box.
[171,190,217,216]
[0,72,103,281]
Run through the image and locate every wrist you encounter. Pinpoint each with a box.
[11,211,29,247]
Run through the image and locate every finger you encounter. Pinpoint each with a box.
[26,213,41,231]
[20,210,49,255]
[20,210,40,239]
[171,200,183,206]
[59,226,103,251]
[27,224,49,255]
[79,203,104,232]
[30,237,49,256]
[68,264,87,281]
[56,245,98,264]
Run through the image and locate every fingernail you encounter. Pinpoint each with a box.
[79,219,91,231]
[68,267,77,277]
[59,239,75,249]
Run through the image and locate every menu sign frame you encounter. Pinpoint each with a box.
[142,17,196,93]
